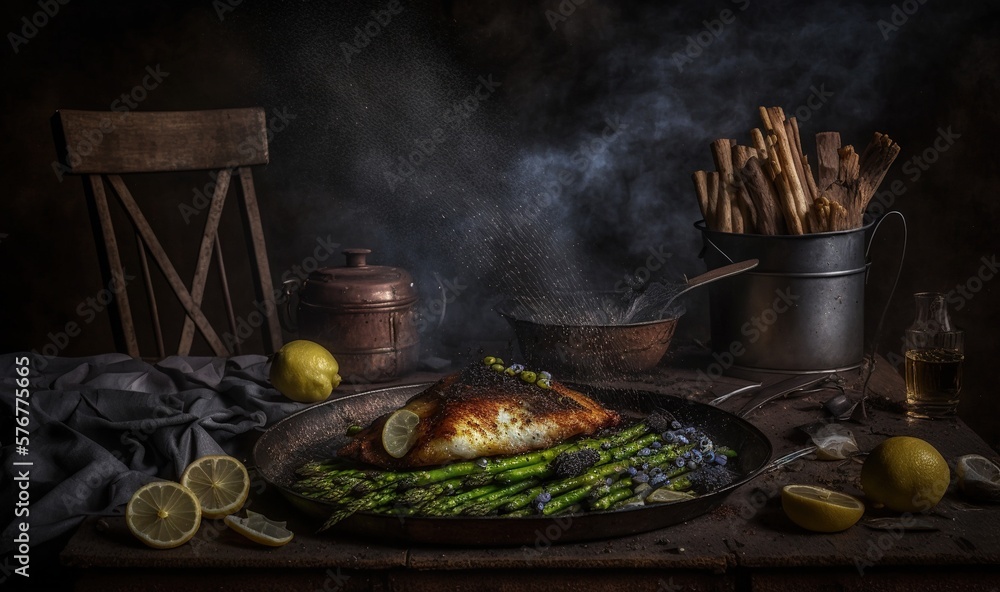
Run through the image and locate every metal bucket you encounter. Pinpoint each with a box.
[697,220,876,373]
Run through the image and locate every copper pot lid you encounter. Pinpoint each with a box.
[300,248,417,309]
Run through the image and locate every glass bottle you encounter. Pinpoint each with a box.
[904,292,964,418]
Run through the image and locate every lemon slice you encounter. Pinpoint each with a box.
[956,454,1000,502]
[382,409,420,458]
[781,484,865,533]
[126,481,202,549]
[180,455,251,519]
[224,511,294,546]
[645,489,696,504]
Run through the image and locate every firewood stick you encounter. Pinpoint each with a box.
[711,138,738,232]
[858,132,901,212]
[711,139,736,188]
[707,172,720,230]
[766,142,803,234]
[803,158,820,203]
[815,132,842,192]
[832,201,849,231]
[767,107,810,224]
[742,156,783,235]
[785,118,813,202]
[731,145,759,232]
[758,106,773,133]
[715,171,732,233]
[692,171,712,227]
[838,145,860,183]
[731,195,745,233]
[751,128,769,164]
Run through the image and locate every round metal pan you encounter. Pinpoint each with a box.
[254,383,772,546]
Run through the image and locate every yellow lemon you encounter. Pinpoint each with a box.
[781,484,865,532]
[224,511,294,546]
[860,436,950,512]
[269,340,341,403]
[180,455,251,519]
[126,481,202,549]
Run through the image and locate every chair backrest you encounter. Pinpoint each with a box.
[52,108,283,358]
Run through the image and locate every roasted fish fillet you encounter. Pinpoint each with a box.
[337,363,620,469]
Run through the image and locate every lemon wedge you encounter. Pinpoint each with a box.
[645,488,696,504]
[126,481,202,549]
[224,511,294,546]
[955,454,1000,502]
[382,409,420,458]
[180,455,251,519]
[781,484,864,533]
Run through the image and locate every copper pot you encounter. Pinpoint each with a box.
[283,249,419,383]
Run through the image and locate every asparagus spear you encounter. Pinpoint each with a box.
[301,418,729,527]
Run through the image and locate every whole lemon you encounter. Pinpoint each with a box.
[269,340,341,403]
[860,436,950,512]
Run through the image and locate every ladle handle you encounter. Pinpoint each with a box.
[686,259,759,287]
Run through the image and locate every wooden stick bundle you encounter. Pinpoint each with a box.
[693,106,901,235]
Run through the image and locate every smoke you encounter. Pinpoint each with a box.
[248,0,984,349]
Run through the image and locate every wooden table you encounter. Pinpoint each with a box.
[60,356,1000,591]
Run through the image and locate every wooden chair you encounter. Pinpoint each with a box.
[52,108,283,358]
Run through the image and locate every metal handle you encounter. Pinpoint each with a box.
[280,279,300,333]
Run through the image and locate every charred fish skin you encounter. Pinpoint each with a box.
[338,363,620,469]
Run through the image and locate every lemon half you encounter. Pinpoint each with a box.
[181,455,251,519]
[126,481,202,549]
[781,484,865,532]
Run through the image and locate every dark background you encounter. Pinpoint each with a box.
[1,0,998,446]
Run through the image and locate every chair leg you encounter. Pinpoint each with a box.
[86,175,140,357]
[136,232,165,359]
[237,167,283,354]
[178,169,231,355]
[214,234,241,356]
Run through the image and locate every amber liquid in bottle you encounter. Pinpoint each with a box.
[905,348,964,417]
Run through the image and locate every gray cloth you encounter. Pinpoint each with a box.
[0,352,303,554]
